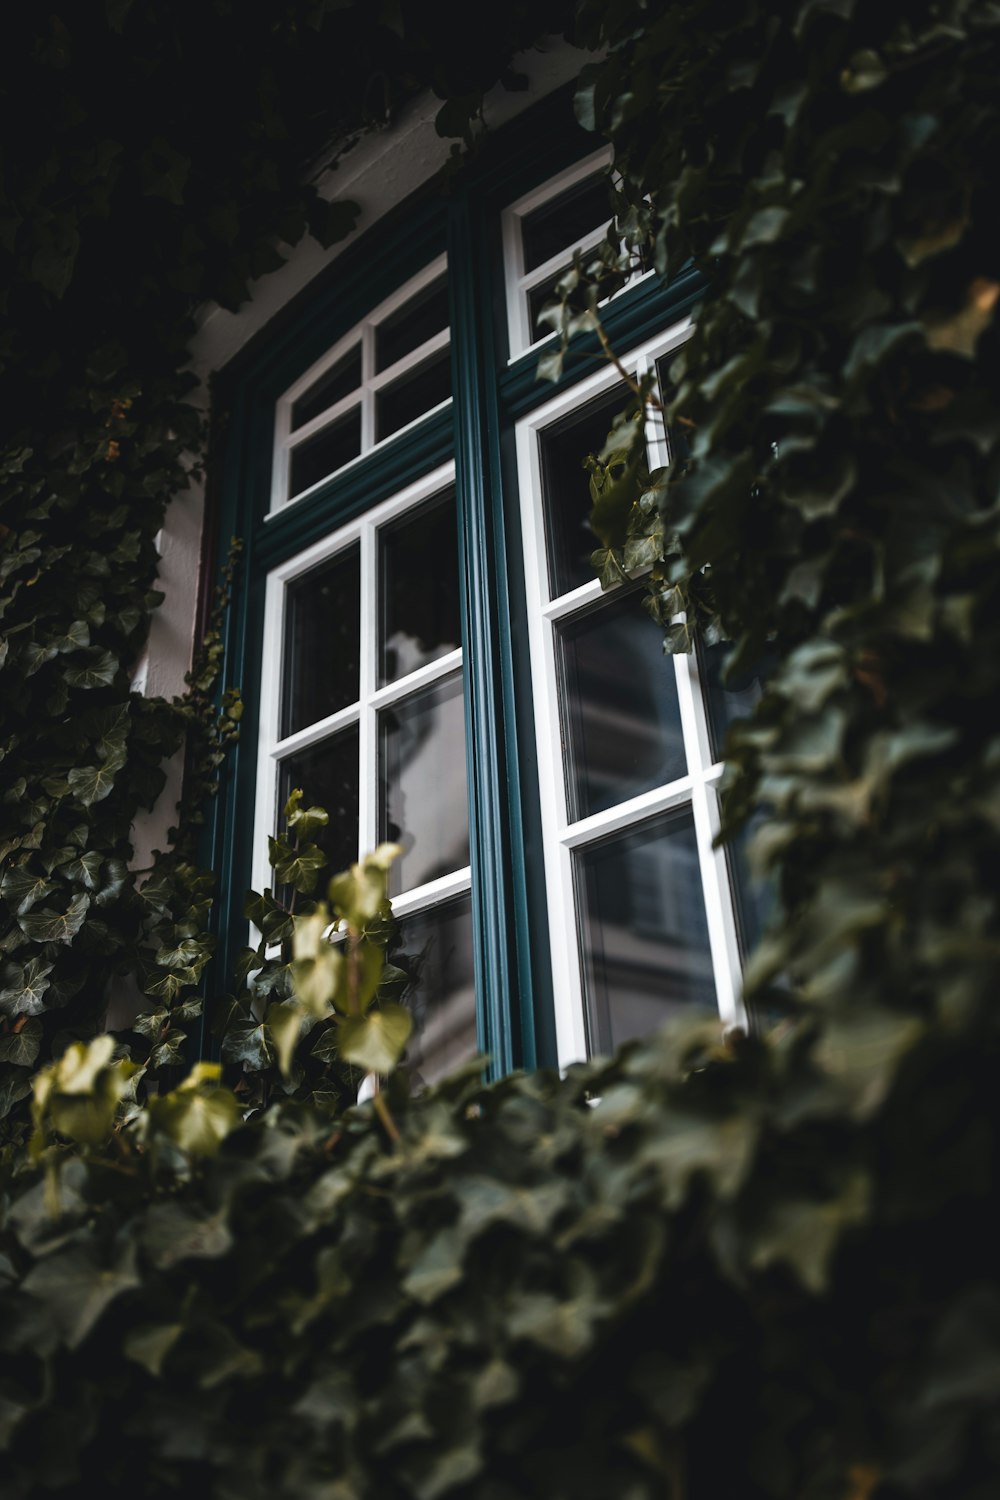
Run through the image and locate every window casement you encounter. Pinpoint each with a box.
[501,148,613,359]
[270,255,451,511]
[515,326,750,1067]
[253,461,477,1088]
[213,117,749,1086]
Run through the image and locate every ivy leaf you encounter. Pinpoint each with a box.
[0,1069,32,1119]
[142,1202,233,1269]
[22,1241,141,1349]
[146,1062,241,1155]
[0,957,54,1016]
[268,834,327,894]
[0,1017,43,1066]
[59,851,104,890]
[123,1323,183,1377]
[338,1001,412,1074]
[148,1029,189,1070]
[19,892,90,944]
[63,649,119,689]
[266,1000,304,1079]
[52,620,90,653]
[0,866,56,915]
[66,759,123,806]
[221,1019,274,1071]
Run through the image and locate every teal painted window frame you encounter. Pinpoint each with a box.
[199,92,708,1075]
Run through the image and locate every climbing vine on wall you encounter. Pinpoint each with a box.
[1,1,1000,1496]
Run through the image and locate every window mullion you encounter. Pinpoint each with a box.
[358,516,378,862]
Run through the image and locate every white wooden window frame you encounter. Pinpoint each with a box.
[252,460,471,931]
[269,253,451,515]
[501,147,613,361]
[514,318,748,1068]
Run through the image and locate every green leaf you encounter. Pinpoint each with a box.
[18,892,90,943]
[142,1202,234,1269]
[221,1019,274,1070]
[0,866,56,915]
[0,1017,43,1066]
[338,1001,412,1074]
[266,1000,304,1079]
[748,1172,871,1293]
[0,957,54,1015]
[146,1063,241,1155]
[123,1322,183,1377]
[22,1242,140,1349]
[66,759,123,806]
[63,649,119,689]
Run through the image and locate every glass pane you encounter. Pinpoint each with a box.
[379,491,461,686]
[288,407,361,498]
[576,809,716,1055]
[379,672,469,896]
[539,385,633,599]
[527,266,600,346]
[375,275,449,372]
[521,173,610,273]
[724,805,775,962]
[699,641,768,763]
[277,725,359,877]
[290,346,361,432]
[392,894,477,1087]
[655,355,692,470]
[281,546,360,737]
[375,348,451,442]
[558,590,686,820]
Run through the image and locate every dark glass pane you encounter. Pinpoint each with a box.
[723,805,776,962]
[558,590,686,820]
[699,640,768,763]
[281,546,360,737]
[375,275,449,372]
[540,385,633,598]
[288,407,361,498]
[379,491,461,686]
[392,894,477,1087]
[655,355,692,469]
[527,269,563,342]
[379,672,469,895]
[375,348,451,442]
[522,173,611,273]
[277,725,359,877]
[576,809,716,1055]
[290,347,361,431]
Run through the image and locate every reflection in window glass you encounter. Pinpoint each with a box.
[379,491,461,687]
[392,894,477,1087]
[281,547,360,737]
[290,348,361,431]
[539,385,634,598]
[576,810,716,1055]
[376,276,449,372]
[521,173,610,273]
[699,640,767,764]
[379,673,469,895]
[277,725,359,877]
[558,590,687,820]
[288,408,362,498]
[375,348,452,442]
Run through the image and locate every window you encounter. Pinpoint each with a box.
[214,108,756,1085]
[271,256,451,510]
[515,330,749,1065]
